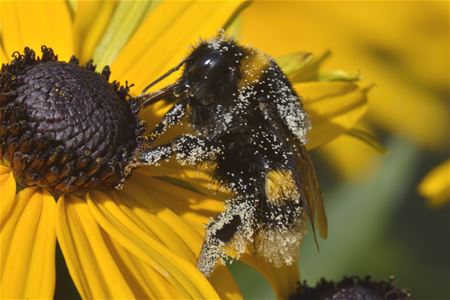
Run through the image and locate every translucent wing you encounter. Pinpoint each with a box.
[257,60,328,241]
[296,144,328,240]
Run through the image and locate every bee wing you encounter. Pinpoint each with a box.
[295,144,328,240]
[259,62,328,241]
[261,105,328,244]
[271,119,328,247]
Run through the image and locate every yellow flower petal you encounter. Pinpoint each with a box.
[346,127,387,155]
[86,190,220,299]
[0,166,16,226]
[277,52,313,77]
[55,194,135,299]
[278,51,330,83]
[124,173,210,234]
[1,188,56,299]
[137,164,229,202]
[73,0,118,62]
[242,1,448,150]
[91,1,160,69]
[0,44,8,64]
[298,82,369,149]
[319,134,382,180]
[66,0,76,15]
[130,172,224,233]
[111,0,247,92]
[101,227,183,299]
[94,185,241,299]
[369,81,448,151]
[418,160,450,207]
[242,254,300,299]
[209,266,243,300]
[124,175,241,299]
[116,189,197,262]
[319,69,361,82]
[0,0,74,61]
[129,173,241,298]
[299,81,359,101]
[1,188,33,275]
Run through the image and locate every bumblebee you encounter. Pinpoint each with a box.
[133,33,328,276]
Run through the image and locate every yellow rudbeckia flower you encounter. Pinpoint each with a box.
[240,1,448,181]
[418,159,450,207]
[0,1,370,298]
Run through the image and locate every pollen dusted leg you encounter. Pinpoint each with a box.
[144,100,187,143]
[138,135,219,166]
[198,199,256,276]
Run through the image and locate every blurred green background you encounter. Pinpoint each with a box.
[229,1,450,299]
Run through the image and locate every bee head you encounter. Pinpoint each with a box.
[181,40,243,106]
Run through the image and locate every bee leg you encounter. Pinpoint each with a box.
[119,142,174,188]
[172,135,219,166]
[145,99,188,143]
[138,135,218,167]
[124,134,217,184]
[198,199,256,276]
[138,143,174,166]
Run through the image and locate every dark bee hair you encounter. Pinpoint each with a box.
[131,32,328,276]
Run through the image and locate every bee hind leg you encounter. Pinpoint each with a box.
[198,198,256,276]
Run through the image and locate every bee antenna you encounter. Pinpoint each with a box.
[140,82,180,107]
[141,59,189,95]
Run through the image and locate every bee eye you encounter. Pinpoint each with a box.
[190,53,226,79]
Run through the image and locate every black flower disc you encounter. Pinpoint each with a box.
[290,276,412,300]
[0,47,145,194]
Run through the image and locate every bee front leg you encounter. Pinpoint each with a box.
[138,143,174,166]
[138,134,219,167]
[171,135,220,166]
[198,198,256,276]
[146,99,188,143]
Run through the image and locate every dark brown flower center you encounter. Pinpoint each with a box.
[289,276,411,300]
[0,47,145,195]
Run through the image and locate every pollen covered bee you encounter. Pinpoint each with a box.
[133,33,328,276]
